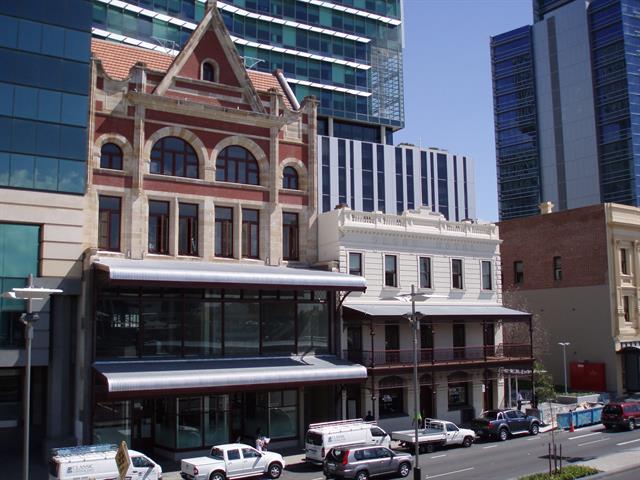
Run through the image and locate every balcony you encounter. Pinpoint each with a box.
[344,343,532,370]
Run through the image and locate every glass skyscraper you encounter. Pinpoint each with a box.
[492,0,640,220]
[91,0,404,142]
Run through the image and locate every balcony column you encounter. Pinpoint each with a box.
[529,315,534,358]
[369,316,376,418]
[482,319,487,362]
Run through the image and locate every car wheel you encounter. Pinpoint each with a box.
[530,423,540,436]
[210,472,225,480]
[268,462,283,479]
[627,419,635,431]
[398,462,411,478]
[356,470,369,480]
[462,436,473,448]
[498,428,509,442]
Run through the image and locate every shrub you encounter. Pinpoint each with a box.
[518,465,600,480]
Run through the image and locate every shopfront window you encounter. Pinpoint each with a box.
[95,296,140,358]
[205,395,229,446]
[93,401,131,445]
[379,376,404,418]
[178,397,203,449]
[262,302,295,355]
[224,302,260,356]
[141,299,182,357]
[155,398,176,449]
[448,372,469,410]
[297,302,329,353]
[184,301,222,357]
[269,390,297,438]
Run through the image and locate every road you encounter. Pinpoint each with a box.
[277,425,640,480]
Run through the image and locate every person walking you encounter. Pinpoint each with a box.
[517,392,523,411]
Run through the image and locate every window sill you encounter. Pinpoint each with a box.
[95,167,126,176]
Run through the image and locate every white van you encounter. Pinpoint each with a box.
[304,419,390,465]
[49,444,162,480]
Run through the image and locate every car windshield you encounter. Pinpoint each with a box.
[481,411,500,420]
[603,405,622,415]
[210,448,224,460]
[306,431,323,446]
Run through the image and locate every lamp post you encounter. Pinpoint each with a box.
[558,342,571,395]
[392,285,447,480]
[2,274,62,480]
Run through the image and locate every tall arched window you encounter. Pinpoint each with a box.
[215,146,259,185]
[202,62,215,82]
[282,166,299,190]
[100,143,123,170]
[150,137,199,179]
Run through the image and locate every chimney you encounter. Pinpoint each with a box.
[539,201,554,215]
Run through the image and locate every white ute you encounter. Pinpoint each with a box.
[391,419,476,453]
[180,443,285,480]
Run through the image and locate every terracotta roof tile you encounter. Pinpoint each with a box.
[92,39,174,80]
[91,39,294,109]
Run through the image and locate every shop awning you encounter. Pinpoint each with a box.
[93,258,366,291]
[94,355,367,394]
[344,303,530,319]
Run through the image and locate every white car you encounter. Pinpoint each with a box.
[180,443,285,480]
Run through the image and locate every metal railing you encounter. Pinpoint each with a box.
[344,343,532,368]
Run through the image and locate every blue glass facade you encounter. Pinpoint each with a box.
[533,0,575,20]
[589,0,640,205]
[491,26,541,220]
[0,1,91,194]
[91,0,404,133]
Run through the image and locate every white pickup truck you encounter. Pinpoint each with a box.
[391,420,476,453]
[180,443,285,480]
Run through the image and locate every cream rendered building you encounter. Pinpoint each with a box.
[318,207,534,429]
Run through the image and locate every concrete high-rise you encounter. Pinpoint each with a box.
[492,0,640,220]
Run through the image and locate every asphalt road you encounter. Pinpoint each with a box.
[277,425,640,480]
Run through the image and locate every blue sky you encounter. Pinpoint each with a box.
[395,0,533,222]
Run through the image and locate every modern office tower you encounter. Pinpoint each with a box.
[91,0,404,143]
[0,0,91,452]
[492,0,640,220]
[318,139,475,220]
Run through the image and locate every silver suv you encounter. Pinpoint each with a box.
[323,445,412,480]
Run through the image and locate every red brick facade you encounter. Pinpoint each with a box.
[499,204,608,291]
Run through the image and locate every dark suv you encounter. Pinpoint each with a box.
[472,409,540,441]
[602,401,640,431]
[323,445,412,480]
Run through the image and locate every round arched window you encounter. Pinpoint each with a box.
[282,166,299,190]
[150,137,199,179]
[215,146,259,185]
[202,62,215,82]
[100,143,123,170]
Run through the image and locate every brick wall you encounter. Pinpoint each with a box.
[498,204,608,291]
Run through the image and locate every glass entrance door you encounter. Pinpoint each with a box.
[131,400,154,452]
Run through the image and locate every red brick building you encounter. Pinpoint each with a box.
[77,5,367,456]
[499,204,640,395]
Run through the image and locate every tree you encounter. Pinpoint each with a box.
[533,360,556,402]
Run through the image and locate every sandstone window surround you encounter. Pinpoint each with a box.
[100,143,123,170]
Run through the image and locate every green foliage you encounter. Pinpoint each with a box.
[534,360,556,402]
[518,465,600,480]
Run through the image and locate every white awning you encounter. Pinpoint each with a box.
[94,355,367,394]
[344,303,530,319]
[93,258,366,291]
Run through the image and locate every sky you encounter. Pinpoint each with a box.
[395,0,534,222]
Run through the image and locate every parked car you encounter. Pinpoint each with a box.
[305,419,390,465]
[602,401,640,431]
[391,419,475,453]
[180,443,284,480]
[49,444,162,480]
[323,445,412,480]
[472,409,540,441]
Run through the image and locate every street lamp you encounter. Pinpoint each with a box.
[391,285,447,480]
[2,274,62,480]
[558,342,571,395]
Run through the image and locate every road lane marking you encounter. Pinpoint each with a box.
[577,438,609,447]
[482,445,497,449]
[430,454,447,458]
[568,432,601,440]
[426,467,475,478]
[617,438,640,446]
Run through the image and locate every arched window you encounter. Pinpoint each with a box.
[282,166,299,190]
[379,376,405,418]
[216,146,259,185]
[150,137,198,179]
[202,62,215,82]
[447,371,469,409]
[100,143,123,170]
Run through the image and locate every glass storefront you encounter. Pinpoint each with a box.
[95,287,330,360]
[93,390,297,451]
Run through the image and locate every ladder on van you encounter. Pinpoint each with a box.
[308,418,372,429]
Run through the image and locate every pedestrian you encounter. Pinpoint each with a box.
[532,393,539,410]
[255,428,268,451]
[364,410,374,421]
[517,391,523,411]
